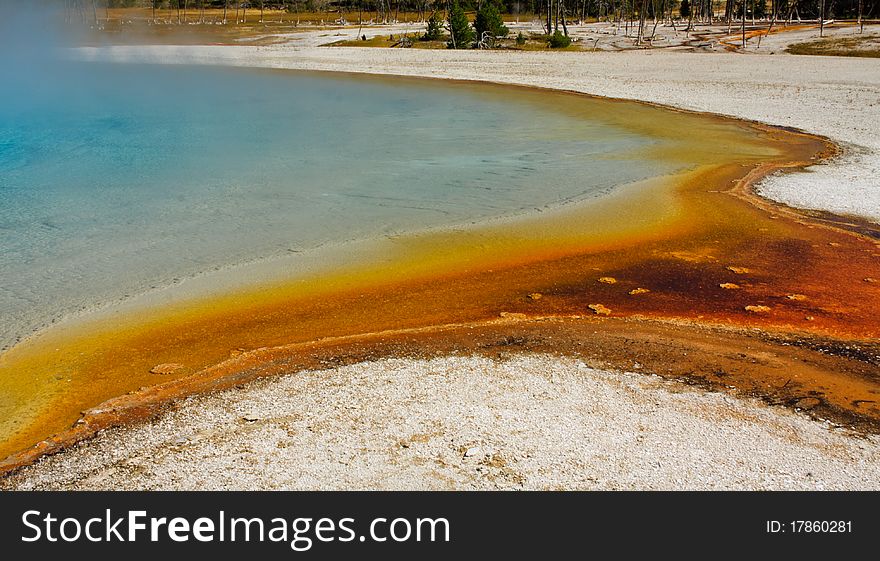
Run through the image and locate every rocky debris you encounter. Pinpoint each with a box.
[242,414,260,422]
[726,266,752,274]
[598,277,617,284]
[499,312,527,320]
[527,292,543,300]
[588,304,612,316]
[865,278,877,283]
[745,305,771,313]
[149,363,184,375]
[786,294,808,301]
[629,288,650,295]
[719,283,741,290]
[463,446,481,458]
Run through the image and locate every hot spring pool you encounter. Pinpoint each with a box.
[0,63,677,350]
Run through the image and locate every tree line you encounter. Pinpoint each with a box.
[64,0,880,26]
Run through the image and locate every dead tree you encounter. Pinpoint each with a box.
[636,0,646,44]
[561,0,569,35]
[858,0,864,32]
[545,0,551,34]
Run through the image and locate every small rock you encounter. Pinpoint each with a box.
[794,397,821,410]
[588,304,612,316]
[149,363,184,375]
[745,305,771,313]
[598,277,617,284]
[719,283,740,290]
[499,312,527,319]
[805,315,815,321]
[865,278,877,283]
[786,294,808,301]
[464,446,480,458]
[242,414,260,422]
[527,292,543,300]
[629,288,650,295]
[726,266,751,274]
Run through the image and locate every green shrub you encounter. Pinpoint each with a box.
[475,2,509,42]
[516,31,526,46]
[446,1,475,49]
[549,30,571,49]
[423,12,443,41]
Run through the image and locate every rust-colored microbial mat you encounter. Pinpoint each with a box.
[0,82,878,473]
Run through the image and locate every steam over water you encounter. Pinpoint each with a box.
[0,15,673,350]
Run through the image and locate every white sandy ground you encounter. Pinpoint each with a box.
[74,24,880,222]
[4,355,879,491]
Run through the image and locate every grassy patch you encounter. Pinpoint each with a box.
[328,32,587,51]
[786,35,880,58]
[328,35,445,48]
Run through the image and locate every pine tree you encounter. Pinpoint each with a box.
[475,2,509,42]
[423,11,443,41]
[446,1,474,49]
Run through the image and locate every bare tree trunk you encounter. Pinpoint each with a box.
[547,0,552,34]
[636,0,646,44]
[757,0,778,49]
[858,0,864,33]
[741,0,746,48]
[223,0,228,24]
[819,0,824,37]
[650,0,660,39]
[726,0,732,33]
[561,0,569,35]
[687,0,694,33]
[555,0,560,32]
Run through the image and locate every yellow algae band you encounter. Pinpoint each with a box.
[0,70,851,463]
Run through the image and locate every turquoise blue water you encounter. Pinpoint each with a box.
[0,63,670,350]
